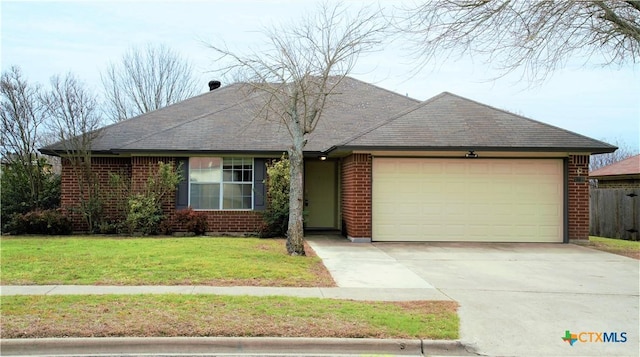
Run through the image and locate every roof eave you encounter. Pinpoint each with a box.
[325,145,618,155]
[589,174,640,180]
[38,148,116,157]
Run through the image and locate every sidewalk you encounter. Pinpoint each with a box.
[0,285,450,301]
[1,236,450,301]
[1,236,476,356]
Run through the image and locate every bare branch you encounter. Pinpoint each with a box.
[1,66,44,161]
[101,43,200,122]
[206,1,385,255]
[42,73,105,232]
[1,66,49,209]
[590,137,639,171]
[397,0,640,82]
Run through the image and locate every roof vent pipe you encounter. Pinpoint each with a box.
[208,80,221,91]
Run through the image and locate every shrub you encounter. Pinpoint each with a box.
[5,209,72,235]
[1,158,61,233]
[175,207,208,235]
[124,194,164,235]
[97,220,121,234]
[121,161,182,236]
[259,155,290,238]
[158,219,174,236]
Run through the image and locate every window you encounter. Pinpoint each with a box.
[189,157,253,210]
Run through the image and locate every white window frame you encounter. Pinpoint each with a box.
[188,157,254,210]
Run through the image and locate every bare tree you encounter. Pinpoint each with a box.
[42,73,104,232]
[102,43,200,122]
[590,138,639,171]
[397,1,640,81]
[209,2,385,255]
[0,66,47,207]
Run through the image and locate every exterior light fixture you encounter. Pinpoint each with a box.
[319,155,328,161]
[465,150,478,158]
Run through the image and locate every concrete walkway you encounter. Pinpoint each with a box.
[4,235,637,357]
[306,235,437,289]
[1,235,449,302]
[0,235,472,356]
[0,284,448,301]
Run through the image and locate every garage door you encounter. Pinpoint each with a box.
[372,158,564,242]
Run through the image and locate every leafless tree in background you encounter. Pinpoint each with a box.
[208,2,386,255]
[42,73,104,232]
[1,66,47,204]
[102,43,199,122]
[398,1,640,81]
[590,138,639,171]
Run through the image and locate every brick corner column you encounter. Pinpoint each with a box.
[341,154,372,242]
[568,155,590,240]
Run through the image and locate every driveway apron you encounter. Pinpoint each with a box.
[309,237,640,357]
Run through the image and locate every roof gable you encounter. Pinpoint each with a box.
[41,79,615,156]
[338,92,616,153]
[42,77,419,154]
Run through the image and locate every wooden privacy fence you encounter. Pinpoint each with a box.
[590,188,639,240]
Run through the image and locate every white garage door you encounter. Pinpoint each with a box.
[372,158,564,242]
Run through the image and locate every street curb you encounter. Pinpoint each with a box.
[0,337,476,356]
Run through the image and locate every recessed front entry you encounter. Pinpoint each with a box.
[305,160,338,229]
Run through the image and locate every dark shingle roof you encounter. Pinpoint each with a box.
[41,77,419,155]
[336,92,616,153]
[41,79,615,156]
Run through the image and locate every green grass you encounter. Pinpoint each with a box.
[0,237,334,286]
[0,294,459,339]
[589,236,639,249]
[584,236,639,259]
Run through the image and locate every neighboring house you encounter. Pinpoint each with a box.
[0,153,59,175]
[41,77,615,243]
[589,154,639,240]
[589,154,640,188]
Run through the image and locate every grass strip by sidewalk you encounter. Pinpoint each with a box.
[579,236,640,259]
[0,237,334,287]
[0,295,459,340]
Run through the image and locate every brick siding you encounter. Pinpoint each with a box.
[595,179,640,189]
[61,153,592,241]
[130,157,177,226]
[568,155,590,240]
[341,154,372,240]
[61,157,131,231]
[61,156,265,234]
[182,210,264,234]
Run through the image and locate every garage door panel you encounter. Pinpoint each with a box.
[372,158,564,242]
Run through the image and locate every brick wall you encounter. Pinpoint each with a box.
[341,153,372,240]
[186,210,264,234]
[130,157,177,224]
[61,157,132,231]
[596,179,640,189]
[61,156,265,234]
[568,155,590,240]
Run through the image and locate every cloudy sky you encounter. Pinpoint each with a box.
[2,0,638,150]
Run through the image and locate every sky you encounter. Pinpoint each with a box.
[2,0,639,151]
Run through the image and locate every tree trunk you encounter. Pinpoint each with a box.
[286,141,306,256]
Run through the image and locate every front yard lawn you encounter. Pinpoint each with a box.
[0,237,334,286]
[579,236,640,259]
[0,294,459,339]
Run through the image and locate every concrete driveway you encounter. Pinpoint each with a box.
[308,238,639,357]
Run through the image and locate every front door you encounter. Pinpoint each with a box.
[304,160,337,229]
